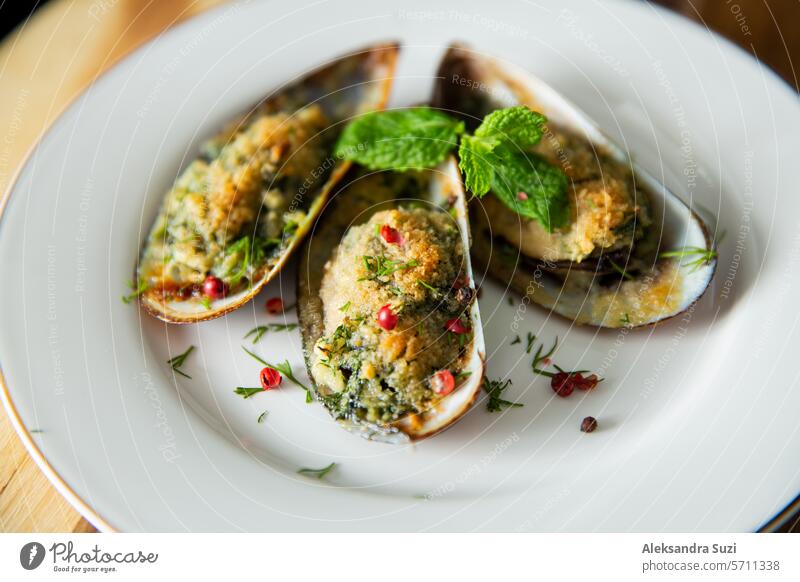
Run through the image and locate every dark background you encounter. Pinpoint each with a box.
[0,0,797,532]
[1,0,798,90]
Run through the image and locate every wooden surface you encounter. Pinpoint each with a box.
[0,0,797,533]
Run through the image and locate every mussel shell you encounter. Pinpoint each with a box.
[139,43,399,323]
[433,45,716,328]
[297,157,486,442]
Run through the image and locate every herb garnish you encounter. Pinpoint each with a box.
[224,236,252,286]
[510,335,521,345]
[234,387,263,399]
[167,345,194,379]
[122,279,149,304]
[608,259,634,281]
[339,301,351,312]
[483,377,523,412]
[257,411,268,423]
[298,462,337,480]
[525,332,536,354]
[659,246,718,272]
[531,336,560,378]
[359,254,419,282]
[530,336,599,385]
[336,105,568,231]
[335,107,464,170]
[241,346,312,401]
[244,323,299,344]
[416,279,438,294]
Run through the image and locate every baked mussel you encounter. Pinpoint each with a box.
[433,45,716,328]
[136,43,399,322]
[297,158,485,442]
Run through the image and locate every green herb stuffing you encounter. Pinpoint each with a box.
[359,255,419,283]
[312,206,473,426]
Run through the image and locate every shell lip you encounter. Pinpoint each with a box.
[434,43,718,329]
[136,42,400,324]
[296,158,486,442]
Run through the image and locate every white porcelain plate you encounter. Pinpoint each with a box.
[2,0,799,532]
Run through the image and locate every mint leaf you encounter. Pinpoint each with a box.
[335,107,464,170]
[474,106,547,149]
[490,149,568,232]
[459,106,564,232]
[458,134,500,196]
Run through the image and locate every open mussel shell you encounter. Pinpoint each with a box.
[297,157,486,443]
[433,45,716,328]
[138,43,399,323]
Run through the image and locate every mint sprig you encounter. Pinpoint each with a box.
[458,134,500,195]
[334,107,464,170]
[335,105,568,231]
[489,150,569,232]
[474,106,547,147]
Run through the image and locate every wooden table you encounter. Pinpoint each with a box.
[1,0,797,533]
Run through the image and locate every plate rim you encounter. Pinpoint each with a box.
[0,0,797,532]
